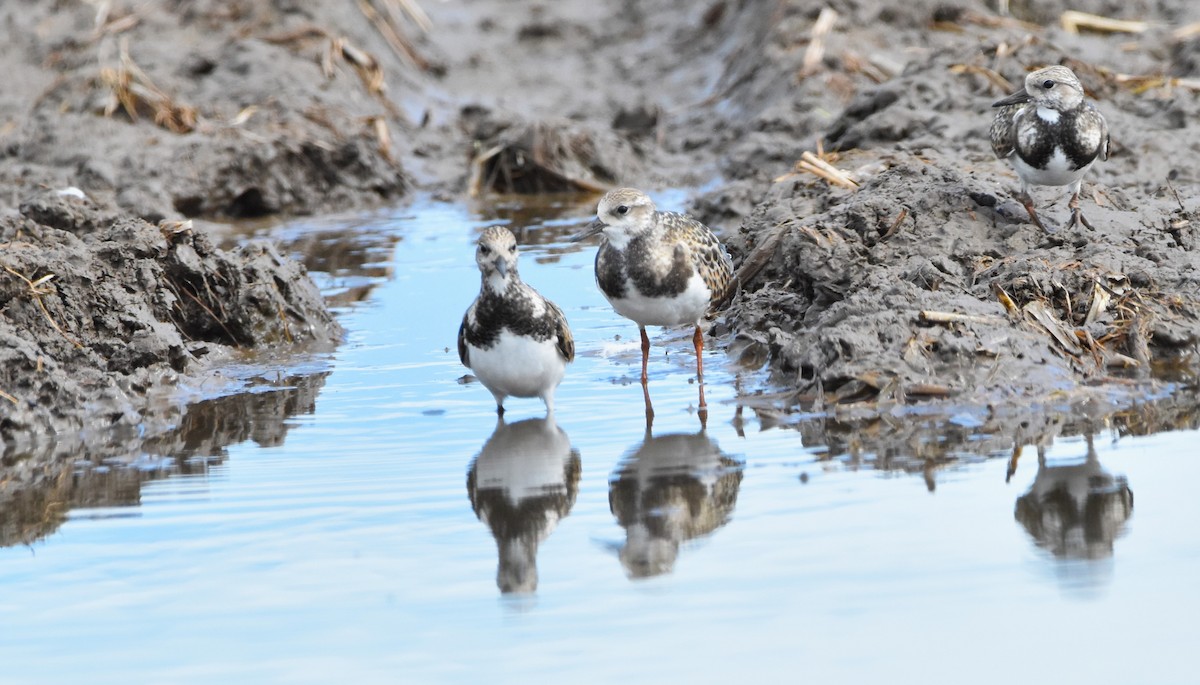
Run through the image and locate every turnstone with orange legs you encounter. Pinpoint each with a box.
[572,188,733,413]
[991,65,1110,232]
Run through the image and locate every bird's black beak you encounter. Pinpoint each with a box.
[992,89,1031,108]
[569,218,605,243]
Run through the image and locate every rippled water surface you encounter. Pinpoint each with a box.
[2,196,1199,684]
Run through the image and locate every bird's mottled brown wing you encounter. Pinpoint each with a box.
[990,105,1019,159]
[1082,102,1110,161]
[457,309,471,367]
[546,300,575,363]
[663,212,735,309]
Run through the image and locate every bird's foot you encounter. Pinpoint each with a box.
[1066,208,1094,231]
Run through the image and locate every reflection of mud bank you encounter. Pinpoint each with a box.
[0,371,328,548]
[741,385,1199,490]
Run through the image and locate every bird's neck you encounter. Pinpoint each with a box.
[1035,106,1062,124]
[483,272,515,295]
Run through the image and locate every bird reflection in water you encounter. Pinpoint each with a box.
[607,419,743,578]
[1013,433,1133,561]
[466,417,581,594]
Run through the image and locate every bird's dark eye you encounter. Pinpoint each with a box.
[616,205,629,216]
[1042,79,1055,89]
[508,244,517,253]
[480,245,491,255]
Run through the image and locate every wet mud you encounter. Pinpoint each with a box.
[4,1,1200,524]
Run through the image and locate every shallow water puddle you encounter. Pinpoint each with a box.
[1,195,1198,683]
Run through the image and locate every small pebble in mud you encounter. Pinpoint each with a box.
[969,191,997,208]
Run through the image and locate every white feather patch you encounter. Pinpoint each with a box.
[608,273,711,327]
[1036,107,1060,124]
[467,330,566,401]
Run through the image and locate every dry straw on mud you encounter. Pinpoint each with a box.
[1,266,82,350]
[775,146,860,190]
[467,124,615,196]
[99,38,197,133]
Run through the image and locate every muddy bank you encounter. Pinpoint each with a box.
[1,1,420,470]
[0,2,409,222]
[0,193,339,450]
[706,3,1200,412]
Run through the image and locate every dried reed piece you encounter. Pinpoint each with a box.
[801,8,838,77]
[334,38,386,95]
[919,310,1006,326]
[368,115,395,164]
[99,38,197,133]
[357,0,433,72]
[795,151,859,189]
[1061,11,1149,35]
[2,266,83,350]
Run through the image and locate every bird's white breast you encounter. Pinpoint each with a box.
[609,272,711,327]
[1013,147,1090,187]
[468,330,566,399]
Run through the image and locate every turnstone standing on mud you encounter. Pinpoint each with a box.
[990,65,1110,231]
[459,226,574,416]
[572,188,733,392]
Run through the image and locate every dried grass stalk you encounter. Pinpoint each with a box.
[800,8,838,77]
[357,0,433,72]
[1023,300,1082,355]
[1,266,83,349]
[1061,11,1149,34]
[949,63,1013,93]
[100,37,197,133]
[919,310,1005,325]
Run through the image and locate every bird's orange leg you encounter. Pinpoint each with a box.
[1017,190,1052,233]
[639,326,651,384]
[694,325,708,427]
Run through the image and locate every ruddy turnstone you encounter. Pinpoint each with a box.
[571,188,733,392]
[990,65,1109,231]
[459,226,574,416]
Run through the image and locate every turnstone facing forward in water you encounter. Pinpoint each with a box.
[572,188,734,390]
[459,226,574,416]
[991,65,1110,232]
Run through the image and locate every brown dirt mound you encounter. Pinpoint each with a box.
[1,191,339,451]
